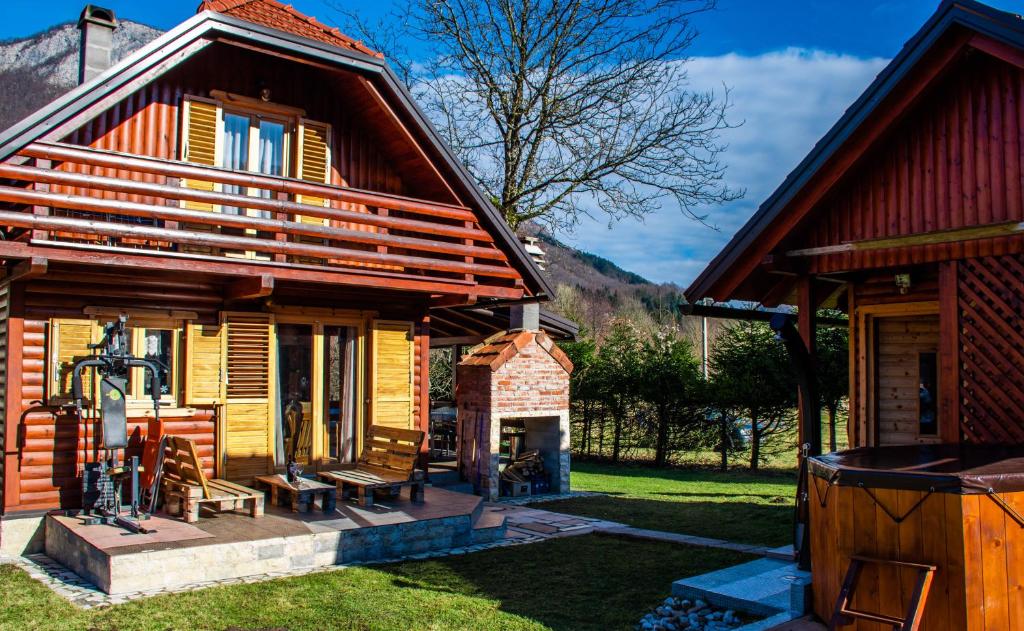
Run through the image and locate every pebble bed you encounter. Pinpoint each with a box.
[638,596,755,631]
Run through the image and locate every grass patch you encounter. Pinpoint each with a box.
[0,534,749,631]
[540,461,797,547]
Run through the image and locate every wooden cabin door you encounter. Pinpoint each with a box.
[874,315,941,445]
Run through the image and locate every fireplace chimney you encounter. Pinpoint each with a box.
[509,302,540,331]
[78,5,118,85]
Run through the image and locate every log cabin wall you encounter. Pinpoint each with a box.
[0,272,431,513]
[799,53,1024,274]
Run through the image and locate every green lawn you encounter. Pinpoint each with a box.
[540,461,798,548]
[0,534,750,631]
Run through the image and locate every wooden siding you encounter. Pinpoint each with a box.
[802,55,1024,274]
[958,254,1024,444]
[809,479,1024,631]
[63,43,408,201]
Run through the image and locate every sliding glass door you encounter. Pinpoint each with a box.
[275,321,361,468]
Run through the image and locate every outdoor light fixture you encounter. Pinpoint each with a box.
[895,273,911,295]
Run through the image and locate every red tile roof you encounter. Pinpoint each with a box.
[460,330,573,373]
[197,0,383,58]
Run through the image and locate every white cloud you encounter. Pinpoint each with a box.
[560,48,888,287]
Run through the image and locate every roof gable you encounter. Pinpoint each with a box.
[686,0,1024,303]
[0,8,553,298]
[196,0,382,58]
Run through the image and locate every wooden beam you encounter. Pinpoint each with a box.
[0,240,525,300]
[0,207,518,280]
[430,335,487,348]
[0,163,495,246]
[7,257,47,283]
[938,261,961,444]
[796,276,822,457]
[786,220,1024,257]
[21,142,479,223]
[226,274,274,301]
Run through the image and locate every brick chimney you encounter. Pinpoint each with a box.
[78,5,118,85]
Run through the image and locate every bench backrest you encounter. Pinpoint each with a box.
[359,425,424,474]
[163,435,212,499]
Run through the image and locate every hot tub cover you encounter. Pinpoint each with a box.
[808,444,1024,494]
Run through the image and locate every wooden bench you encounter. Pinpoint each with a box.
[318,425,425,507]
[255,474,336,513]
[161,436,264,524]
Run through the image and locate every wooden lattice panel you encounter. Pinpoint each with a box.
[958,255,1024,443]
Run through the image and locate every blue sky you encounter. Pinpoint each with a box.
[6,0,1024,285]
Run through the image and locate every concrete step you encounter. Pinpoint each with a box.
[469,505,507,544]
[672,557,812,628]
[428,470,463,487]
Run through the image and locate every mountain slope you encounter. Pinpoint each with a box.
[523,224,684,334]
[0,20,161,131]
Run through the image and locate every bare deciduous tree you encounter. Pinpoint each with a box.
[337,0,742,231]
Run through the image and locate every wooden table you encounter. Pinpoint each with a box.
[255,474,336,513]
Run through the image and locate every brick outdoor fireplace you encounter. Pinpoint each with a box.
[456,308,573,500]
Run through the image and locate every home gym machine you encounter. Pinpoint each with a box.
[69,315,163,533]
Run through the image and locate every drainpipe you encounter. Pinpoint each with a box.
[78,5,118,85]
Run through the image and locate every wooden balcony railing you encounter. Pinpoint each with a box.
[0,142,522,296]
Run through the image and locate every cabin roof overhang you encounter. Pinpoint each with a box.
[685,0,1024,305]
[0,9,553,301]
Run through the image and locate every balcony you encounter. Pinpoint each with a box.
[0,142,523,299]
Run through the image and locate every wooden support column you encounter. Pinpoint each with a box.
[3,284,24,512]
[938,261,961,444]
[796,275,822,457]
[418,313,431,470]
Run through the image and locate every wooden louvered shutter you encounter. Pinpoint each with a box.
[181,96,220,211]
[371,320,415,430]
[220,312,275,483]
[48,319,98,405]
[296,120,331,222]
[184,322,224,405]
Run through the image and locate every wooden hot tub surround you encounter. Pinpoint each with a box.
[808,445,1024,631]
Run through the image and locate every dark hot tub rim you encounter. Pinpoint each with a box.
[807,443,1024,495]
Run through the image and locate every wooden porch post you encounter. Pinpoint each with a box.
[418,314,430,471]
[938,261,961,444]
[2,283,24,512]
[796,276,822,457]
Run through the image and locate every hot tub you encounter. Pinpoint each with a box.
[807,444,1024,630]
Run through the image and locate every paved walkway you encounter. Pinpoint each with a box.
[491,503,782,557]
[8,502,788,609]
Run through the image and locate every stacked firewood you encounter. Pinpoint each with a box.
[500,449,544,482]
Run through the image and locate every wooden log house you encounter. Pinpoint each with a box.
[687,1,1024,628]
[0,1,554,551]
